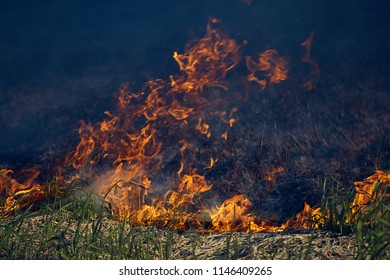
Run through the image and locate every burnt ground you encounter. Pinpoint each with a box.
[1,0,390,222]
[209,82,390,220]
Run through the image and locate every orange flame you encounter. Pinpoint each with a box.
[229,118,235,127]
[1,18,292,233]
[209,194,253,232]
[291,170,389,229]
[349,170,390,221]
[261,166,284,192]
[3,17,384,236]
[289,202,324,230]
[209,194,288,232]
[205,157,216,169]
[301,32,320,90]
[171,17,240,93]
[195,118,211,138]
[246,49,288,90]
[61,18,246,231]
[0,169,44,216]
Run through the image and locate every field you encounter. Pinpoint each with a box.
[1,0,389,260]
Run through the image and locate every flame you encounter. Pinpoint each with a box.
[105,169,213,231]
[195,118,211,138]
[349,170,390,221]
[229,118,235,127]
[301,32,320,90]
[168,100,194,120]
[0,18,298,233]
[291,170,389,229]
[171,17,240,93]
[209,194,253,232]
[264,166,284,191]
[61,18,245,230]
[68,121,96,169]
[0,169,44,216]
[60,18,291,232]
[289,202,324,230]
[205,157,216,169]
[2,17,385,236]
[246,49,288,90]
[209,194,287,232]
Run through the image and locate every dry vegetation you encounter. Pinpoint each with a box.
[1,211,358,260]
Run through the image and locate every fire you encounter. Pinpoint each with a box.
[209,194,253,232]
[205,157,216,169]
[289,202,324,230]
[57,18,292,232]
[5,18,383,235]
[264,166,284,190]
[195,118,211,138]
[60,18,247,230]
[292,170,390,229]
[0,169,44,216]
[171,17,240,93]
[301,32,320,90]
[349,170,390,221]
[246,49,288,90]
[106,169,213,231]
[69,121,96,169]
[208,194,287,232]
[229,118,235,127]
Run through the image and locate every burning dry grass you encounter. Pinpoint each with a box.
[1,18,389,259]
[1,18,292,231]
[1,164,388,235]
[0,171,388,260]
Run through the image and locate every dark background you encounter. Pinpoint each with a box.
[1,0,389,218]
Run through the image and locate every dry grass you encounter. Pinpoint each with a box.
[0,208,359,260]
